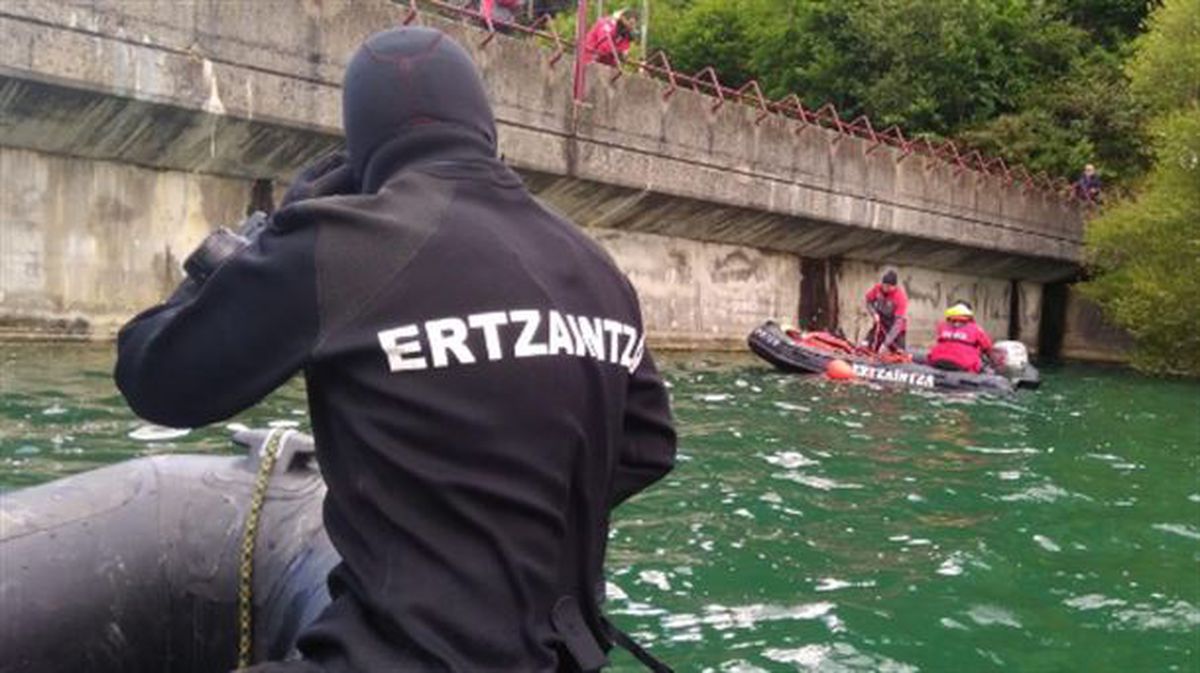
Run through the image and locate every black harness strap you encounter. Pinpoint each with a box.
[553,597,609,671]
[602,617,674,673]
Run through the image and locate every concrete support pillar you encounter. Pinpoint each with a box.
[1008,279,1021,341]
[799,257,840,331]
[1038,282,1069,361]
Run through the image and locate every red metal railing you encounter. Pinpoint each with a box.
[397,0,1079,202]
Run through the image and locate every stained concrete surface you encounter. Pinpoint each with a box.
[0,0,1116,355]
[0,147,248,338]
[1061,289,1133,363]
[0,0,1082,273]
[836,261,1042,352]
[585,228,801,349]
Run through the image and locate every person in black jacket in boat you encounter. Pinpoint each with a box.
[115,26,676,673]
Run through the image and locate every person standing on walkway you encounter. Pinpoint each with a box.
[116,26,676,673]
[1074,163,1103,203]
[583,8,637,66]
[864,269,909,353]
[480,0,526,25]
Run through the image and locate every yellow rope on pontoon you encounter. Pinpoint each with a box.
[236,428,290,669]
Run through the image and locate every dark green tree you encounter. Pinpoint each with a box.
[646,0,1155,184]
[962,48,1151,185]
[1052,0,1158,47]
[650,0,757,85]
[654,0,1082,131]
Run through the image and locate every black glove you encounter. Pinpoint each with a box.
[182,211,271,286]
[281,150,356,207]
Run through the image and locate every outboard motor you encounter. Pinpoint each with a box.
[992,341,1030,376]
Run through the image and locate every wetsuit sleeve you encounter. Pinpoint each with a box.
[611,350,677,508]
[114,221,317,428]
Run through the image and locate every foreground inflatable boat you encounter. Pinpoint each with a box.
[748,321,1040,393]
[0,429,336,673]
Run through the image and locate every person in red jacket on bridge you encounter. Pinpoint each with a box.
[928,302,994,373]
[865,269,908,353]
[583,9,637,67]
[479,0,525,25]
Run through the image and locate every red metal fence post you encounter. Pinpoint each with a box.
[572,0,589,101]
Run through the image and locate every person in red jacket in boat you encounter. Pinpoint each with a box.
[928,302,995,373]
[865,270,908,353]
[583,8,637,67]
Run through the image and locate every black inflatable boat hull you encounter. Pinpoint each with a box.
[748,321,1040,393]
[0,430,337,673]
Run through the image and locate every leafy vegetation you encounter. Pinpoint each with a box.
[1082,0,1200,375]
[561,0,1197,372]
[580,0,1155,186]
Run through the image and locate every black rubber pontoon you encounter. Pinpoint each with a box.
[0,430,338,673]
[748,321,1041,393]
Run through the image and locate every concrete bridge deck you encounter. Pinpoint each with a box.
[0,0,1094,352]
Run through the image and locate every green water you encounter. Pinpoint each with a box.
[2,343,1198,671]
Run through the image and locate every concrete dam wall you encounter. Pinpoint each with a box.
[0,0,1123,360]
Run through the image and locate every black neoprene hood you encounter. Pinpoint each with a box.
[342,26,497,182]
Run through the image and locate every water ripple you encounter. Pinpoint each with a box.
[6,347,1200,670]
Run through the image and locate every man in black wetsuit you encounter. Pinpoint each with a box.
[115,26,676,672]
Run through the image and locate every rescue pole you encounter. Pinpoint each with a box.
[572,0,589,101]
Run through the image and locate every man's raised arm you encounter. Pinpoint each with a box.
[115,217,318,428]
